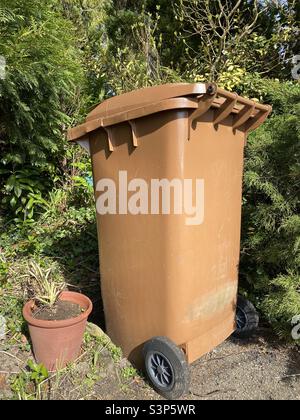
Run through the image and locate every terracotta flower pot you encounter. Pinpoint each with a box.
[23,291,93,372]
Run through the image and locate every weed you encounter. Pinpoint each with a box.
[0,252,9,283]
[10,360,49,400]
[97,334,122,362]
[121,366,138,380]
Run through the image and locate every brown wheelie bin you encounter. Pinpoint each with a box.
[68,83,271,399]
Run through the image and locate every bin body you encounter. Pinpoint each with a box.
[68,83,271,365]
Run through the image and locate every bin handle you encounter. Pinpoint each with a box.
[103,127,115,152]
[232,104,255,130]
[188,83,217,140]
[213,92,238,126]
[129,120,139,148]
[214,88,272,133]
[243,106,272,133]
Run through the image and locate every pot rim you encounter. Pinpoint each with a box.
[23,291,93,329]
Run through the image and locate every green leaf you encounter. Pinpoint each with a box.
[10,196,17,208]
[14,185,22,198]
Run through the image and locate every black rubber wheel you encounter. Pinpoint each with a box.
[232,296,259,339]
[143,336,190,400]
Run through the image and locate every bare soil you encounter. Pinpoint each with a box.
[33,300,83,321]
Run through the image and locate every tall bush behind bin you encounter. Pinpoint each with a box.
[0,0,84,221]
[240,79,300,340]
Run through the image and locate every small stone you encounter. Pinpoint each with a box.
[21,335,28,344]
[99,351,116,376]
[119,358,131,369]
[86,322,107,339]
[73,361,90,376]
[0,315,6,340]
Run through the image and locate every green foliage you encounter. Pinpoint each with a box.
[2,169,50,223]
[0,251,9,282]
[121,366,138,380]
[260,273,300,341]
[103,1,181,94]
[241,81,300,339]
[0,0,84,219]
[58,0,109,108]
[0,281,24,336]
[11,360,49,400]
[0,175,98,343]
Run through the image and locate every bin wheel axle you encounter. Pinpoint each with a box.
[147,352,175,389]
[143,337,190,400]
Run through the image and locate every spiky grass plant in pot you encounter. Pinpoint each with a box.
[23,261,93,371]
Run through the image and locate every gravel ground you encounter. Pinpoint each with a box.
[187,330,300,400]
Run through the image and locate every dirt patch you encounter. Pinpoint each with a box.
[33,300,83,321]
[187,330,300,400]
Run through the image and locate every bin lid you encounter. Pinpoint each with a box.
[86,83,208,121]
[68,83,272,142]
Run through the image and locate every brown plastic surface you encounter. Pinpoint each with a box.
[67,83,271,366]
[86,83,209,120]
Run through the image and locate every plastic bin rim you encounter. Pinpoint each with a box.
[67,83,272,143]
[86,83,208,121]
[68,97,199,142]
